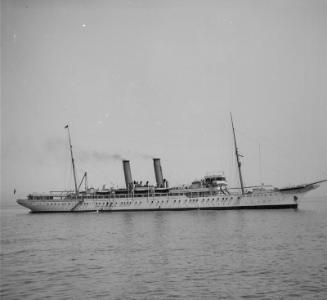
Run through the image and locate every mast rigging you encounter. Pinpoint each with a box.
[230,113,245,195]
[65,125,78,194]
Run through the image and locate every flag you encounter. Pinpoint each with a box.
[64,125,68,129]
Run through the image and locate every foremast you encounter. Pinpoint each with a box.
[65,125,78,194]
[230,114,245,195]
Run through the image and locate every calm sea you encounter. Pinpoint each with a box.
[1,197,327,299]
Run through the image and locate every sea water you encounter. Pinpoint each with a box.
[1,197,327,299]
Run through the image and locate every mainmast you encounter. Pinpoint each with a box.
[65,125,78,194]
[230,114,245,195]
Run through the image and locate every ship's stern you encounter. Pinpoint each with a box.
[16,199,34,211]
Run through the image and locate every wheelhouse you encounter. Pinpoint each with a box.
[204,175,227,187]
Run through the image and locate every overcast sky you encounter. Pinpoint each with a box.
[1,0,327,203]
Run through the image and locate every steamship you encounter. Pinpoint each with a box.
[17,117,326,213]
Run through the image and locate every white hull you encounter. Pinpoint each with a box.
[17,191,299,213]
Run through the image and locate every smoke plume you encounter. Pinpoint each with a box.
[44,138,125,163]
[78,151,125,162]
